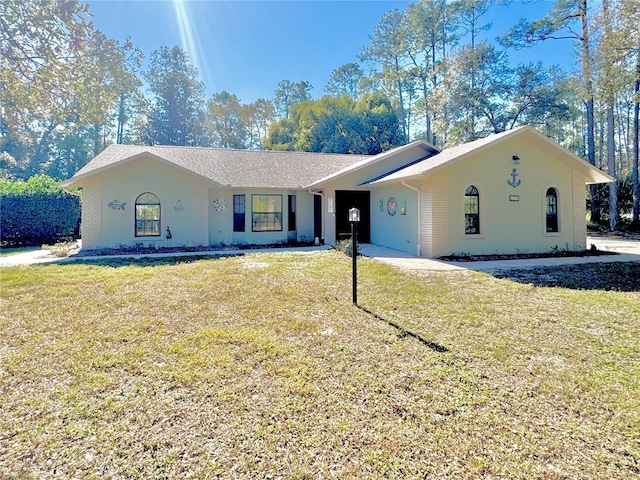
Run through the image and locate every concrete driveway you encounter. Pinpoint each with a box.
[358,236,640,273]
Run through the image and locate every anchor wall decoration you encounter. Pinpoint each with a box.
[507,168,521,188]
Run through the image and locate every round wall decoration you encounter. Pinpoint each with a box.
[212,198,227,212]
[387,197,397,216]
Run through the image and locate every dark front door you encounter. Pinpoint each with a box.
[314,194,322,242]
[335,190,370,243]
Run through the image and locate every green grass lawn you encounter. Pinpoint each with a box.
[1,251,639,479]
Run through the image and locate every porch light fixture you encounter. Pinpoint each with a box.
[509,195,520,202]
[512,155,520,164]
[349,207,360,305]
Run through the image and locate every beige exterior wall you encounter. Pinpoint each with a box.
[323,189,337,244]
[78,155,318,250]
[319,144,435,245]
[370,184,419,255]
[419,171,449,257]
[193,186,209,247]
[208,188,315,246]
[87,155,212,249]
[294,190,315,243]
[79,175,102,250]
[572,171,588,250]
[208,188,235,245]
[442,136,579,256]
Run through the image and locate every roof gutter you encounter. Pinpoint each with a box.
[402,180,422,256]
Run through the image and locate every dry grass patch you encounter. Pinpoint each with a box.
[1,251,639,479]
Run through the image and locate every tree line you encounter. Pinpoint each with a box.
[0,0,638,230]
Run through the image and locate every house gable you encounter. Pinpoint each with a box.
[71,150,226,188]
[63,144,371,189]
[85,154,213,249]
[308,139,439,189]
[443,134,578,256]
[367,126,613,187]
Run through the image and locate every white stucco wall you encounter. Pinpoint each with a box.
[572,171,588,250]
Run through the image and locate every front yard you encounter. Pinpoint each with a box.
[1,251,639,478]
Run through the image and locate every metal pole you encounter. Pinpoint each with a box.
[352,221,357,305]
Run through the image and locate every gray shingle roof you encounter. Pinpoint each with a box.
[63,126,611,190]
[307,139,440,188]
[366,129,519,184]
[64,144,371,189]
[368,126,613,185]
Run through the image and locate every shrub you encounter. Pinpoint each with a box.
[330,239,361,257]
[589,173,638,231]
[0,175,81,247]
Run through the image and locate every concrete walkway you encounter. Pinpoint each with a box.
[0,244,330,267]
[358,244,466,271]
[0,247,63,267]
[2,237,639,272]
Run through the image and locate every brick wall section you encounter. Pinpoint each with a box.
[431,171,450,257]
[80,176,102,250]
[193,186,209,246]
[418,180,433,257]
[573,171,587,250]
[419,170,448,257]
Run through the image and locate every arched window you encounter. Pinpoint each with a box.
[465,185,480,234]
[135,192,161,237]
[546,188,559,232]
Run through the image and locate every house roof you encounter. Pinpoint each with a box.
[62,144,371,189]
[367,126,614,185]
[62,126,612,191]
[306,139,440,188]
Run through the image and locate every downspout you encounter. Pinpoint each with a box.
[308,188,325,244]
[402,180,421,256]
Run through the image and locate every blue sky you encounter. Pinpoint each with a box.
[87,0,575,103]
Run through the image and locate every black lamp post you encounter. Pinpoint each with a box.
[349,207,360,305]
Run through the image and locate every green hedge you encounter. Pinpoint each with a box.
[1,175,81,247]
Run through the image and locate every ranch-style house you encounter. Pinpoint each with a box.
[62,125,613,257]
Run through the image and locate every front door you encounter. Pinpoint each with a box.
[314,194,322,242]
[287,194,297,242]
[335,190,370,243]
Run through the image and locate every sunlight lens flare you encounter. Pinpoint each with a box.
[172,0,212,88]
